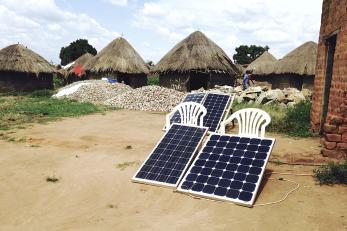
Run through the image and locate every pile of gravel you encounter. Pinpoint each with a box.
[105,85,185,112]
[54,80,185,112]
[54,80,132,104]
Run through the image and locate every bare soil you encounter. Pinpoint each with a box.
[0,110,346,231]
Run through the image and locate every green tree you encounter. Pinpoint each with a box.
[233,45,269,64]
[59,39,97,65]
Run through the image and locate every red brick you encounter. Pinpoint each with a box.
[324,141,337,150]
[324,124,337,133]
[321,148,344,159]
[338,126,347,134]
[342,133,347,142]
[325,133,342,142]
[331,116,344,125]
[337,142,347,150]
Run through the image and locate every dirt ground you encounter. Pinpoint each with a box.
[0,110,346,231]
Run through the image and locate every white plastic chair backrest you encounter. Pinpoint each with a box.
[220,108,271,138]
[166,102,207,129]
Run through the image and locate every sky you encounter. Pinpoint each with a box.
[0,0,323,64]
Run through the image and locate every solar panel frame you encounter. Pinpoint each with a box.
[132,123,208,188]
[177,133,275,207]
[221,93,235,122]
[202,93,232,133]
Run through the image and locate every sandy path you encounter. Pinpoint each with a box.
[0,110,346,231]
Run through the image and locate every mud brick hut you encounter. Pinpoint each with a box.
[245,51,277,88]
[66,53,93,84]
[311,0,347,158]
[84,37,149,88]
[273,41,317,90]
[0,44,56,92]
[153,31,238,92]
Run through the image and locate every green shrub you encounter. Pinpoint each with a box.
[232,100,312,137]
[148,75,159,86]
[53,75,65,89]
[281,101,312,137]
[314,158,347,185]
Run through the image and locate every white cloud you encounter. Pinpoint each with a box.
[106,0,128,6]
[0,0,119,64]
[133,0,323,60]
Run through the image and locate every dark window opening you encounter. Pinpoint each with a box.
[320,34,337,134]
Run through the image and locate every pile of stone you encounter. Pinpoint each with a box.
[54,80,185,112]
[105,86,185,112]
[53,80,133,104]
[195,85,312,107]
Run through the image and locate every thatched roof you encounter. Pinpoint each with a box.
[84,37,149,74]
[274,41,317,75]
[234,63,245,75]
[0,44,56,74]
[153,31,238,74]
[68,53,94,74]
[245,51,277,75]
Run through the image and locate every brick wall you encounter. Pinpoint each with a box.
[311,0,347,158]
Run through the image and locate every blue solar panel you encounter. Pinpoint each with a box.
[178,134,275,206]
[133,124,208,187]
[202,93,231,132]
[170,93,206,125]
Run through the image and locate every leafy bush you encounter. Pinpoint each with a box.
[232,100,312,137]
[314,158,347,185]
[281,100,312,137]
[53,75,65,89]
[148,75,159,86]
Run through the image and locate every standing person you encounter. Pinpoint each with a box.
[243,70,250,90]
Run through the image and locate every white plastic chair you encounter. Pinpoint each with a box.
[166,102,207,129]
[219,108,271,138]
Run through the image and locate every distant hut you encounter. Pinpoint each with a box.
[67,53,93,83]
[273,41,317,90]
[0,44,56,92]
[245,51,277,88]
[84,37,149,88]
[153,31,238,92]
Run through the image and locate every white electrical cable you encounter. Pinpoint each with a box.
[175,172,312,207]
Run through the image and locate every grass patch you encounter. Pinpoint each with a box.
[314,158,347,185]
[0,94,110,130]
[125,145,133,150]
[148,75,159,86]
[116,160,141,171]
[46,175,59,183]
[232,100,312,137]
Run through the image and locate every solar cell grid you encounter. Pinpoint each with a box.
[178,134,275,206]
[202,93,231,132]
[133,124,208,187]
[170,93,206,125]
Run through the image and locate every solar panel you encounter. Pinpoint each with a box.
[202,93,231,132]
[170,93,207,125]
[133,124,208,188]
[178,134,275,207]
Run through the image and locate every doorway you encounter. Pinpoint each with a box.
[320,35,337,133]
[189,72,209,91]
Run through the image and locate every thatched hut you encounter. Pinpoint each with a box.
[84,37,149,88]
[153,31,238,91]
[67,53,93,83]
[273,41,317,90]
[245,51,277,88]
[0,44,55,92]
